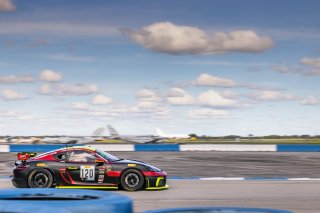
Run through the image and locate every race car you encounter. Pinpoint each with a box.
[12,146,168,191]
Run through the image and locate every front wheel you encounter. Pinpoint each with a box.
[28,169,54,188]
[120,169,144,191]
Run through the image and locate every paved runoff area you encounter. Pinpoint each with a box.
[1,151,320,213]
[0,179,319,213]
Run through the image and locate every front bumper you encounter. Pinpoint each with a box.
[145,176,169,190]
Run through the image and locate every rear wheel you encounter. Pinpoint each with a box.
[28,169,53,188]
[120,169,144,191]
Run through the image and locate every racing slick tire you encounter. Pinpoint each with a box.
[120,169,144,191]
[27,168,54,188]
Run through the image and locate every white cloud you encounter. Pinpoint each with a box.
[300,57,320,76]
[131,89,169,117]
[187,108,231,119]
[91,94,112,105]
[69,102,90,110]
[128,22,274,55]
[272,63,298,74]
[0,75,34,84]
[136,89,162,102]
[58,84,99,96]
[221,90,239,99]
[37,83,52,95]
[154,108,171,118]
[300,96,319,105]
[0,110,33,120]
[0,0,15,12]
[251,90,294,101]
[167,88,195,105]
[40,70,63,82]
[48,54,95,62]
[193,73,236,87]
[166,88,242,108]
[130,101,159,113]
[197,90,237,107]
[1,89,28,100]
[37,83,99,96]
[301,58,320,67]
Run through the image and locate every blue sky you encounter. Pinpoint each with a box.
[0,0,319,136]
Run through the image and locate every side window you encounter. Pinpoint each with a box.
[55,152,67,161]
[67,150,96,163]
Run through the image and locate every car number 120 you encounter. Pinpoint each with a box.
[80,166,95,181]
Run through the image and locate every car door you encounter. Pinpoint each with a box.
[65,150,102,185]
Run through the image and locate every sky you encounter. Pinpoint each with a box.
[0,0,320,136]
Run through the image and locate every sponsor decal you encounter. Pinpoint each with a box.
[128,164,136,167]
[98,174,104,183]
[80,165,95,181]
[36,163,46,167]
[67,166,78,170]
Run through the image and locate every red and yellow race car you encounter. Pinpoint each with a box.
[12,146,168,191]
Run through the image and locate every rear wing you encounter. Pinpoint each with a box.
[17,152,37,162]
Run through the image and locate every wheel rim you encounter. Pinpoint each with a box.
[124,173,139,188]
[33,172,49,187]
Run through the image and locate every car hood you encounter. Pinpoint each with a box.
[115,159,149,166]
[114,159,162,172]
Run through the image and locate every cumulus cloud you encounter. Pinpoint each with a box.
[166,88,242,108]
[58,84,99,96]
[0,75,34,84]
[91,94,112,105]
[250,90,295,101]
[187,108,231,119]
[197,90,237,107]
[1,89,28,100]
[40,70,63,82]
[69,102,90,111]
[0,0,15,12]
[37,83,99,96]
[127,22,274,55]
[130,101,160,113]
[0,110,33,120]
[193,73,236,87]
[137,89,162,102]
[300,57,320,76]
[271,63,301,74]
[221,90,239,99]
[167,88,195,105]
[154,108,171,118]
[300,96,319,105]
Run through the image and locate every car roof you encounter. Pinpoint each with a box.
[55,146,97,153]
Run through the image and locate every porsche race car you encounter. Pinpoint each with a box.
[12,146,168,191]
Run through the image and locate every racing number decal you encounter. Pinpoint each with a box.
[80,165,95,181]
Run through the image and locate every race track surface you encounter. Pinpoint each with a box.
[0,179,320,213]
[3,151,319,177]
[1,151,320,213]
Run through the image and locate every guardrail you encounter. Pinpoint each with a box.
[1,144,320,152]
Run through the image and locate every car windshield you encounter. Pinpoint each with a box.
[96,149,119,162]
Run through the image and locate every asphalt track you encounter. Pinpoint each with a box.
[0,179,320,213]
[2,151,320,177]
[1,152,320,213]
